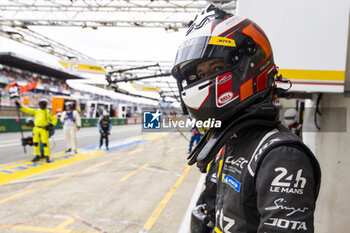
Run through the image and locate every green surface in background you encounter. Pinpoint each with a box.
[0,117,127,133]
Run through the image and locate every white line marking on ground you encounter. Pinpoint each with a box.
[7,168,99,185]
[177,173,206,233]
[0,132,99,148]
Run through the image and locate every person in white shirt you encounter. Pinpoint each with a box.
[60,102,81,153]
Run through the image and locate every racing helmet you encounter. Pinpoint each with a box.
[284,108,298,126]
[65,101,73,110]
[172,4,276,121]
[25,117,34,128]
[102,113,109,121]
[38,99,48,109]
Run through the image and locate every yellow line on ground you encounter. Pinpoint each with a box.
[0,159,31,168]
[0,148,140,205]
[141,166,192,231]
[151,134,177,147]
[165,146,176,155]
[0,160,110,204]
[151,138,166,146]
[55,217,75,230]
[119,163,149,182]
[131,133,169,141]
[0,224,99,233]
[128,148,142,155]
[0,133,165,170]
[153,163,187,168]
[0,133,169,169]
[0,152,67,168]
[144,133,169,140]
[0,151,106,186]
[144,134,177,148]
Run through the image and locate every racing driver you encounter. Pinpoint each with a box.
[171,5,321,233]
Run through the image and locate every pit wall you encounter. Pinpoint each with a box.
[0,117,127,133]
[304,93,350,233]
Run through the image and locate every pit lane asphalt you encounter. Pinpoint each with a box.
[0,125,142,164]
[0,125,200,233]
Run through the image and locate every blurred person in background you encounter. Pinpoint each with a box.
[284,108,302,138]
[89,105,94,118]
[98,114,112,150]
[114,108,118,118]
[56,107,62,119]
[16,99,57,162]
[189,126,201,153]
[60,102,81,153]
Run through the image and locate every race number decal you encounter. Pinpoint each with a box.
[216,209,235,233]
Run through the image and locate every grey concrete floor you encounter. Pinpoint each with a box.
[0,125,142,164]
[0,126,200,233]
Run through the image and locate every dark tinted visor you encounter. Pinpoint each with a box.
[173,36,211,72]
[285,116,295,120]
[172,36,235,81]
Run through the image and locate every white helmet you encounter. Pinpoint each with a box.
[284,108,298,126]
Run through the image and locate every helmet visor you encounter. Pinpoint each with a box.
[176,57,234,93]
[39,100,48,109]
[172,36,236,82]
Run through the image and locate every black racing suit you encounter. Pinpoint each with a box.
[193,160,218,233]
[98,117,111,148]
[212,122,321,233]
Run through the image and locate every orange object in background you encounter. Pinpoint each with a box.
[22,96,30,105]
[7,82,37,94]
[51,96,78,115]
[20,83,37,94]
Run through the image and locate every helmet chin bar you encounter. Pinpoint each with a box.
[182,79,211,110]
[176,79,189,115]
[179,67,235,117]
